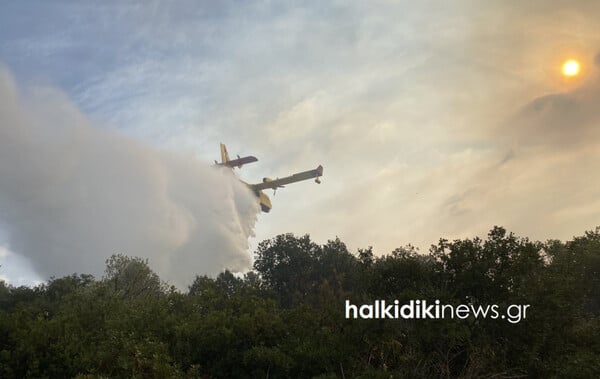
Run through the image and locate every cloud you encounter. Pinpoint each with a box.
[418,62,600,246]
[0,67,259,288]
[263,58,600,253]
[504,72,600,150]
[0,245,41,286]
[2,1,600,260]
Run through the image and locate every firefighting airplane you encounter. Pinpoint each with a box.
[215,143,323,212]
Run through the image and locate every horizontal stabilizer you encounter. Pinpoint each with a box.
[215,143,258,168]
[216,155,258,169]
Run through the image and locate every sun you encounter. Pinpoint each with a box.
[562,59,580,77]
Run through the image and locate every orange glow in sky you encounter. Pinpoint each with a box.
[562,59,580,77]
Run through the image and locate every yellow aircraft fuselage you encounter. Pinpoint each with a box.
[257,191,272,213]
[239,179,273,212]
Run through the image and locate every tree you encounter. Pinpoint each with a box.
[104,254,165,300]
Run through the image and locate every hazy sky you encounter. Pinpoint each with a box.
[1,1,599,286]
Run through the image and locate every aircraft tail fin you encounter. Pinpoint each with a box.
[220,143,230,164]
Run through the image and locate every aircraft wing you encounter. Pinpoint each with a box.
[251,165,323,191]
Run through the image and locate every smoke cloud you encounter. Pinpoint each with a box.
[0,67,260,288]
[506,71,600,151]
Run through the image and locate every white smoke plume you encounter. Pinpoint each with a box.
[0,67,260,289]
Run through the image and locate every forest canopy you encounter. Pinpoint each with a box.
[1,226,599,378]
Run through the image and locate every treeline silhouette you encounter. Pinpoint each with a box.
[0,226,599,378]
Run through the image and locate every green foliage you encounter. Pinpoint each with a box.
[0,228,599,378]
[104,254,166,301]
